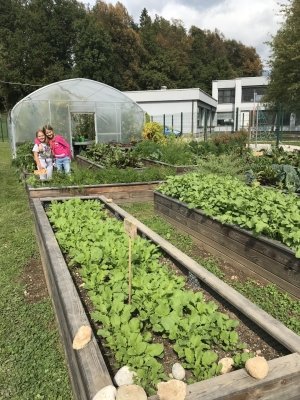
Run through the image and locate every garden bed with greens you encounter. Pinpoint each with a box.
[23,160,175,201]
[31,196,300,399]
[155,173,300,298]
[78,143,144,169]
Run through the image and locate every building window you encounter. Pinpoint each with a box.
[217,112,234,126]
[242,86,266,102]
[197,106,202,127]
[218,89,235,104]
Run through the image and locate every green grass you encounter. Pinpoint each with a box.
[123,202,300,335]
[0,143,73,399]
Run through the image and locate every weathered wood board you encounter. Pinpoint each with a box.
[26,181,161,203]
[32,199,112,400]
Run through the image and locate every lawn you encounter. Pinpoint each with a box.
[0,142,73,399]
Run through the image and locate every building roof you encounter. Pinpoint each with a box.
[124,87,217,108]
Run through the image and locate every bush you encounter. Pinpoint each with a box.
[189,130,249,157]
[12,141,35,171]
[142,122,165,143]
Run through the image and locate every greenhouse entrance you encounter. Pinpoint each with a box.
[71,113,95,155]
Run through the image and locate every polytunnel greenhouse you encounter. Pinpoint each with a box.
[8,78,145,157]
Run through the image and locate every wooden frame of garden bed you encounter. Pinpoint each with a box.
[154,192,300,299]
[26,180,161,202]
[31,195,300,400]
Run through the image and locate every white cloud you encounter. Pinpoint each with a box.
[79,0,288,65]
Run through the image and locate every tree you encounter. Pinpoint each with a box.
[0,0,86,111]
[92,1,145,90]
[72,13,114,83]
[138,13,192,89]
[224,39,262,77]
[266,0,300,112]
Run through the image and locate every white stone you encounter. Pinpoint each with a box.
[157,379,187,400]
[92,385,117,400]
[218,357,234,374]
[116,384,147,400]
[245,356,269,379]
[171,363,186,380]
[114,366,136,386]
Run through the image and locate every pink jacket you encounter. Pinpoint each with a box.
[49,135,72,158]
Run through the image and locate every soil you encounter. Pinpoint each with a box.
[20,258,49,303]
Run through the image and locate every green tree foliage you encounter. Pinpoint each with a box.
[0,0,86,111]
[266,0,300,113]
[138,12,193,89]
[0,1,263,110]
[92,1,145,90]
[188,27,262,93]
[72,13,114,83]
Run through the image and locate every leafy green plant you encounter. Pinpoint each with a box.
[11,141,35,172]
[80,143,143,168]
[158,173,300,257]
[47,198,249,394]
[25,162,176,188]
[189,131,249,157]
[195,153,246,178]
[134,138,197,165]
[123,202,300,335]
[245,163,300,192]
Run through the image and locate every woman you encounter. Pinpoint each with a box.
[32,130,53,180]
[43,124,72,174]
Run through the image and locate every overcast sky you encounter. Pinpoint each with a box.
[79,0,288,67]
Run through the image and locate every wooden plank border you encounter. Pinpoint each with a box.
[31,199,113,400]
[149,353,300,400]
[153,192,300,298]
[26,181,161,202]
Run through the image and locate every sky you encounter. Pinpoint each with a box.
[79,0,288,67]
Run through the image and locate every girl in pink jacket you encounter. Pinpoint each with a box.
[42,124,72,174]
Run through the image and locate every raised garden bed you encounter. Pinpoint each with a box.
[31,195,300,400]
[154,192,300,299]
[26,181,161,202]
[76,154,145,171]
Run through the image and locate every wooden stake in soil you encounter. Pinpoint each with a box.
[124,218,137,304]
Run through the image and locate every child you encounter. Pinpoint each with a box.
[32,130,53,180]
[43,124,72,174]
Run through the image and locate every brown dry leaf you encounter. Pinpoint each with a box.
[72,325,92,350]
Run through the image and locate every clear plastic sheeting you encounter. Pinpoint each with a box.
[8,78,144,157]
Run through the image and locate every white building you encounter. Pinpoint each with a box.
[123,87,217,137]
[124,77,299,137]
[212,76,269,132]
